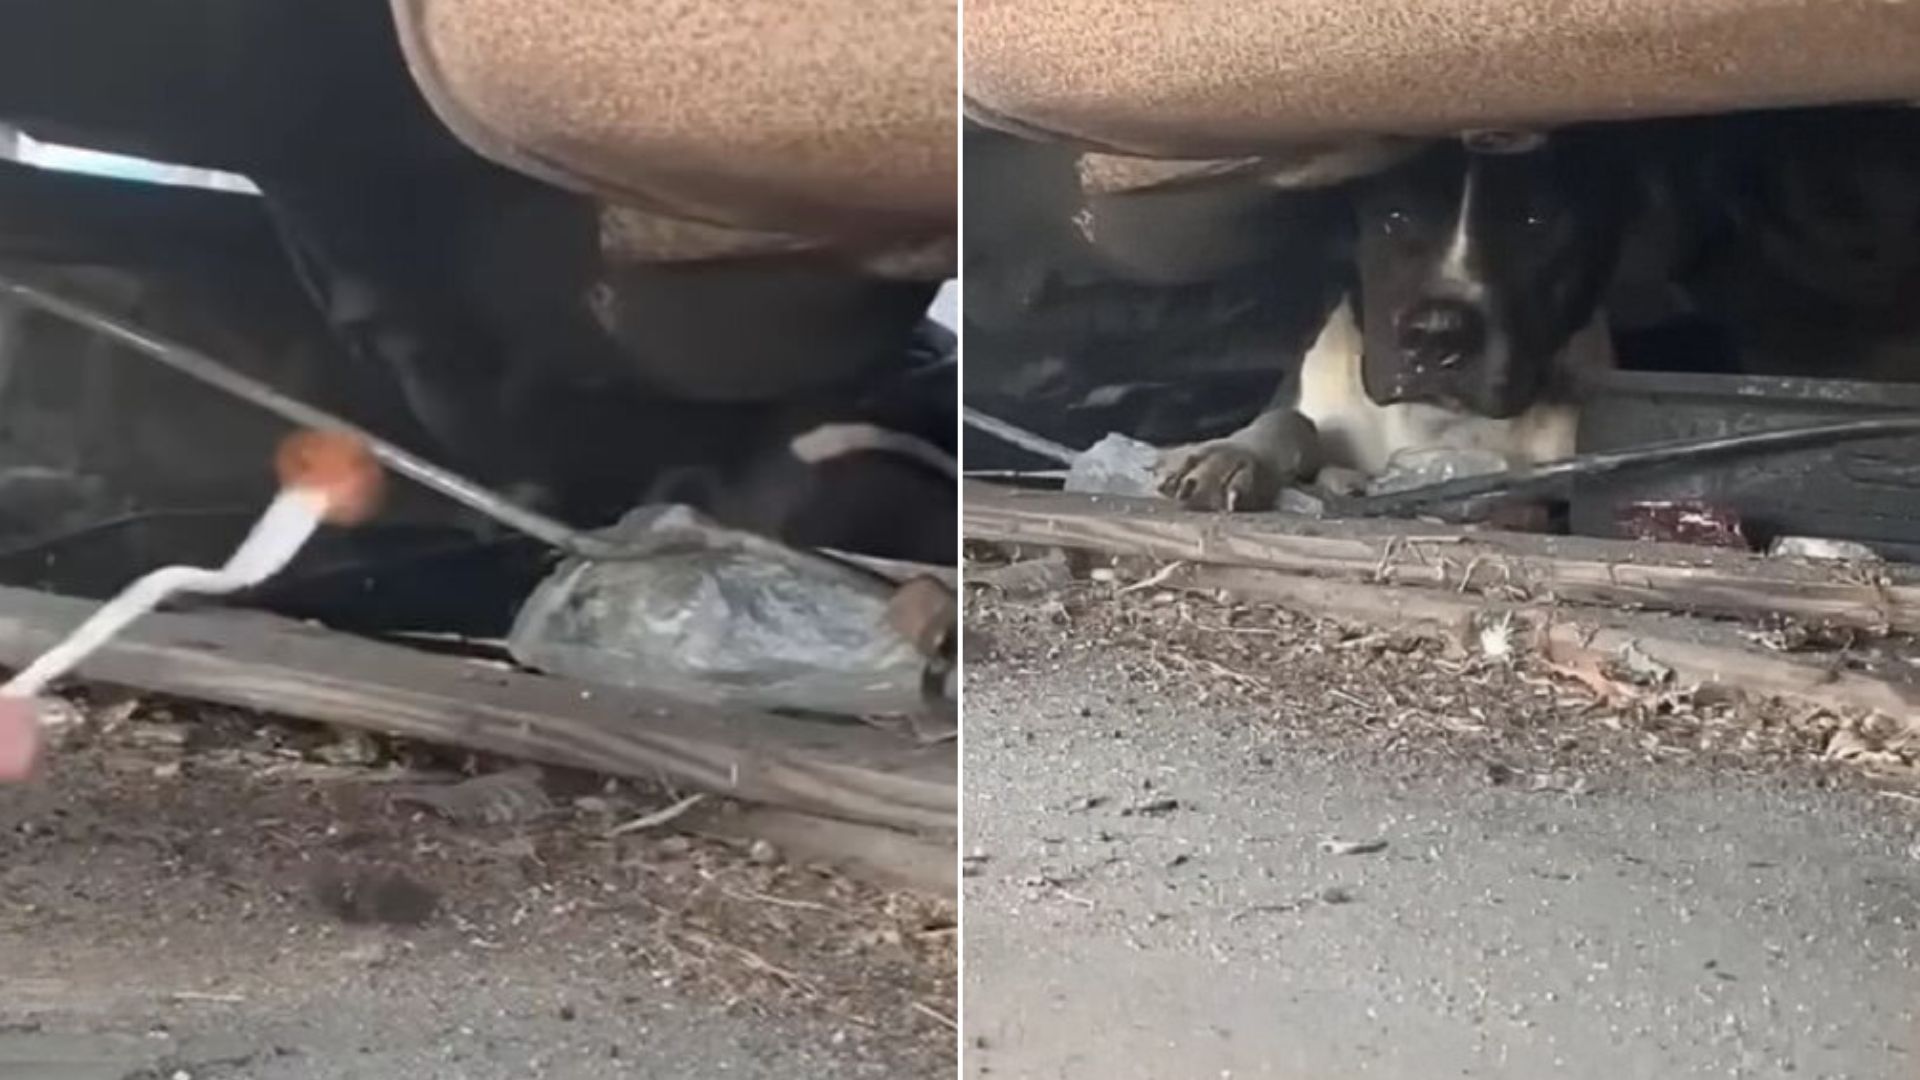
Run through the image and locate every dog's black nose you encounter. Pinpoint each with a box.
[1395,300,1487,365]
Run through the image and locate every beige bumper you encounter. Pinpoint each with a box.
[391,0,956,263]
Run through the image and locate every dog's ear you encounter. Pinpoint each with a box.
[1321,183,1360,263]
[1326,185,1363,316]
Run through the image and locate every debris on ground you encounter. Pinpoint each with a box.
[1744,612,1872,653]
[311,728,383,767]
[1063,433,1160,497]
[606,792,707,836]
[1318,838,1388,856]
[307,860,442,926]
[0,694,956,1076]
[390,767,555,826]
[1614,642,1675,688]
[1122,798,1181,817]
[1614,499,1749,548]
[961,564,1903,787]
[1769,536,1882,561]
[1825,713,1920,768]
[1476,613,1518,660]
[966,549,1075,597]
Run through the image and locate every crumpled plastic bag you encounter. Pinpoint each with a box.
[1064,432,1160,497]
[508,505,925,717]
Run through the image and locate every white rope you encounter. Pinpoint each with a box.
[2,488,326,700]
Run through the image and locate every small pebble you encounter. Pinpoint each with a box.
[1123,798,1181,817]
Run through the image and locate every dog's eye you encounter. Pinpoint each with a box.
[1381,209,1412,237]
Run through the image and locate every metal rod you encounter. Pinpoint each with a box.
[0,276,939,585]
[962,406,1081,466]
[0,276,611,556]
[963,468,1070,480]
[1336,416,1920,518]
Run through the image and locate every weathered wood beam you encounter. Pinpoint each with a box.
[965,482,1920,634]
[1167,562,1920,723]
[0,585,955,837]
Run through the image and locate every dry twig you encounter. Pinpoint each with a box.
[608,793,707,837]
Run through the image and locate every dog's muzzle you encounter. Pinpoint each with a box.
[1395,298,1487,373]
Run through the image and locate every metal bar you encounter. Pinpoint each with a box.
[962,406,1080,466]
[1338,416,1920,517]
[0,276,610,556]
[0,276,951,592]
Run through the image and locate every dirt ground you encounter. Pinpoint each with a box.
[0,696,955,1080]
[963,575,1920,1079]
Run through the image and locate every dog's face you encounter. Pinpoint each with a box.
[1351,133,1630,418]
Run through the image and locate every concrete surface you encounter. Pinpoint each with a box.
[963,591,1920,1079]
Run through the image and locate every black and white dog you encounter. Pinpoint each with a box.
[647,322,958,566]
[1159,128,1638,510]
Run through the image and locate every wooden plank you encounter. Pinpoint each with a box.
[689,804,956,898]
[965,482,1920,634]
[1175,563,1920,722]
[0,586,954,836]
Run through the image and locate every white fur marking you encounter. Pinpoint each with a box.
[1438,162,1483,298]
[789,422,957,480]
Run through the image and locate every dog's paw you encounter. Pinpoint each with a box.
[1157,442,1294,512]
